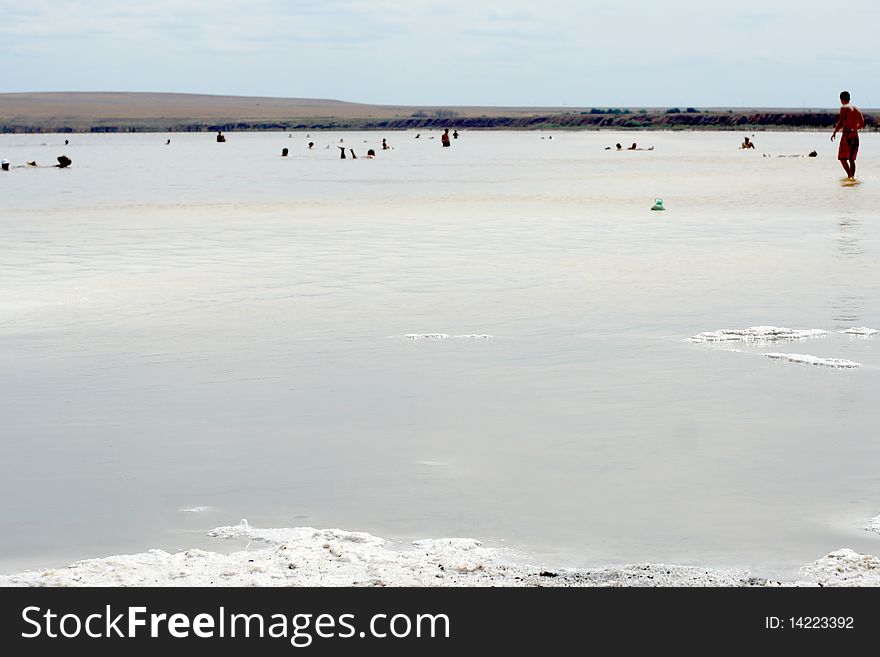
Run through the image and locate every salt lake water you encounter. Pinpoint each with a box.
[1,129,879,578]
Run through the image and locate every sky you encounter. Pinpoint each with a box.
[1,0,878,108]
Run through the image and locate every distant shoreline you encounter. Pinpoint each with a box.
[1,92,877,133]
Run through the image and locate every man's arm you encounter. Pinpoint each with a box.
[832,107,846,141]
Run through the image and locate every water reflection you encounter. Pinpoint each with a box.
[831,212,865,326]
[831,295,865,325]
[836,213,864,259]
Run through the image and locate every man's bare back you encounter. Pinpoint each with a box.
[837,104,864,133]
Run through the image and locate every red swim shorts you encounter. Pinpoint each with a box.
[838,132,860,160]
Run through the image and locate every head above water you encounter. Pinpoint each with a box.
[840,90,851,104]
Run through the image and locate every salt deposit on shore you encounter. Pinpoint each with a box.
[2,522,879,587]
[763,353,861,368]
[799,550,880,586]
[689,327,827,344]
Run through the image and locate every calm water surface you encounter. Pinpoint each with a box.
[1,130,879,577]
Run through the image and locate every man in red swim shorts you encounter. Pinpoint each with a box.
[831,90,865,179]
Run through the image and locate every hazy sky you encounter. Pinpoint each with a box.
[1,0,877,107]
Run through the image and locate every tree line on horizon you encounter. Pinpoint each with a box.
[0,109,875,134]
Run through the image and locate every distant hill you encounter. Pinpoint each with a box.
[0,92,876,133]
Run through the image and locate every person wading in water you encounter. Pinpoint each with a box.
[831,90,865,180]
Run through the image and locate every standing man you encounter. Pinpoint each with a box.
[831,90,865,179]
[441,129,451,147]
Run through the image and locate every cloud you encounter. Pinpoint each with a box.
[1,0,879,105]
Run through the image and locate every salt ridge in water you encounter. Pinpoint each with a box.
[689,326,828,343]
[404,334,493,340]
[2,523,879,587]
[843,327,878,336]
[763,353,861,368]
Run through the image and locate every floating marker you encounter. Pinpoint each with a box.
[651,198,665,211]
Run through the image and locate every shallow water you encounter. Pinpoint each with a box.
[1,129,879,578]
